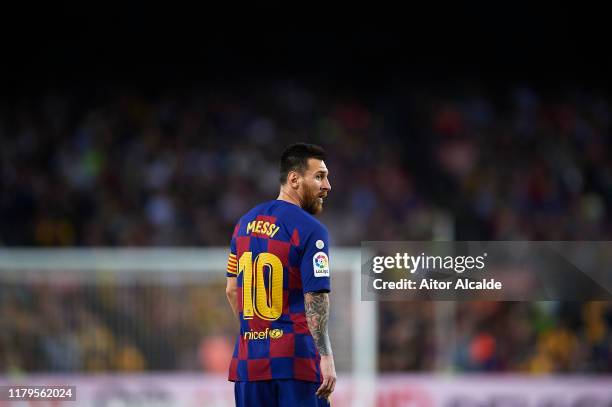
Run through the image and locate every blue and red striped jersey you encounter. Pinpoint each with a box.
[226,199,331,382]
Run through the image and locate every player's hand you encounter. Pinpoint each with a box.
[316,355,337,400]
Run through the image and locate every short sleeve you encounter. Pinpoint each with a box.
[226,223,239,277]
[300,223,331,293]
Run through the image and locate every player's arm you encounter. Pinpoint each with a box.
[226,277,239,320]
[225,247,239,321]
[301,223,336,399]
[304,292,333,355]
[305,291,336,399]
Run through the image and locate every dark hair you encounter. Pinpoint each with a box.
[279,143,327,184]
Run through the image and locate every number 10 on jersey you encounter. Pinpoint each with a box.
[239,252,284,321]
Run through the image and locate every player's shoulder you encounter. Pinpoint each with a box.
[235,200,328,235]
[287,210,329,245]
[301,211,328,235]
[275,201,328,233]
[234,200,274,224]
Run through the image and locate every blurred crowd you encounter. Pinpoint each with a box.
[1,82,612,374]
[0,83,431,247]
[1,84,611,245]
[3,280,611,374]
[0,281,235,374]
[379,301,612,373]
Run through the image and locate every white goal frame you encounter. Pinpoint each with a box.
[0,247,376,406]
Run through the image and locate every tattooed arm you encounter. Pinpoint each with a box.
[305,292,337,399]
[304,292,333,354]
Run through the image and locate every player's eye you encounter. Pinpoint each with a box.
[315,174,323,180]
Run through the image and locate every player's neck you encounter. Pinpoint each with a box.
[277,187,302,208]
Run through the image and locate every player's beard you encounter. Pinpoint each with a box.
[301,184,324,215]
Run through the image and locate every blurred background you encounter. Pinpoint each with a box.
[1,5,612,406]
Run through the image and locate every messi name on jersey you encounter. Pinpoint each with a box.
[246,218,280,238]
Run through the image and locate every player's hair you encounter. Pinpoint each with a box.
[279,143,327,184]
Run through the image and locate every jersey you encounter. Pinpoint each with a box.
[226,199,331,383]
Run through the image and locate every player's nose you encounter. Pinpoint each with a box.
[323,178,331,192]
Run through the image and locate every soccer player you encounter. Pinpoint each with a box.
[225,143,336,407]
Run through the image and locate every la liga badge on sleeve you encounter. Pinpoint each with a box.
[313,252,330,277]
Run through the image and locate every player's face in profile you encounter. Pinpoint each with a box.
[300,158,331,215]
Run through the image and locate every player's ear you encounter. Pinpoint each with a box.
[288,171,300,189]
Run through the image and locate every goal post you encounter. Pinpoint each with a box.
[0,247,376,404]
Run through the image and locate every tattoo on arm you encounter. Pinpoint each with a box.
[304,292,333,356]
